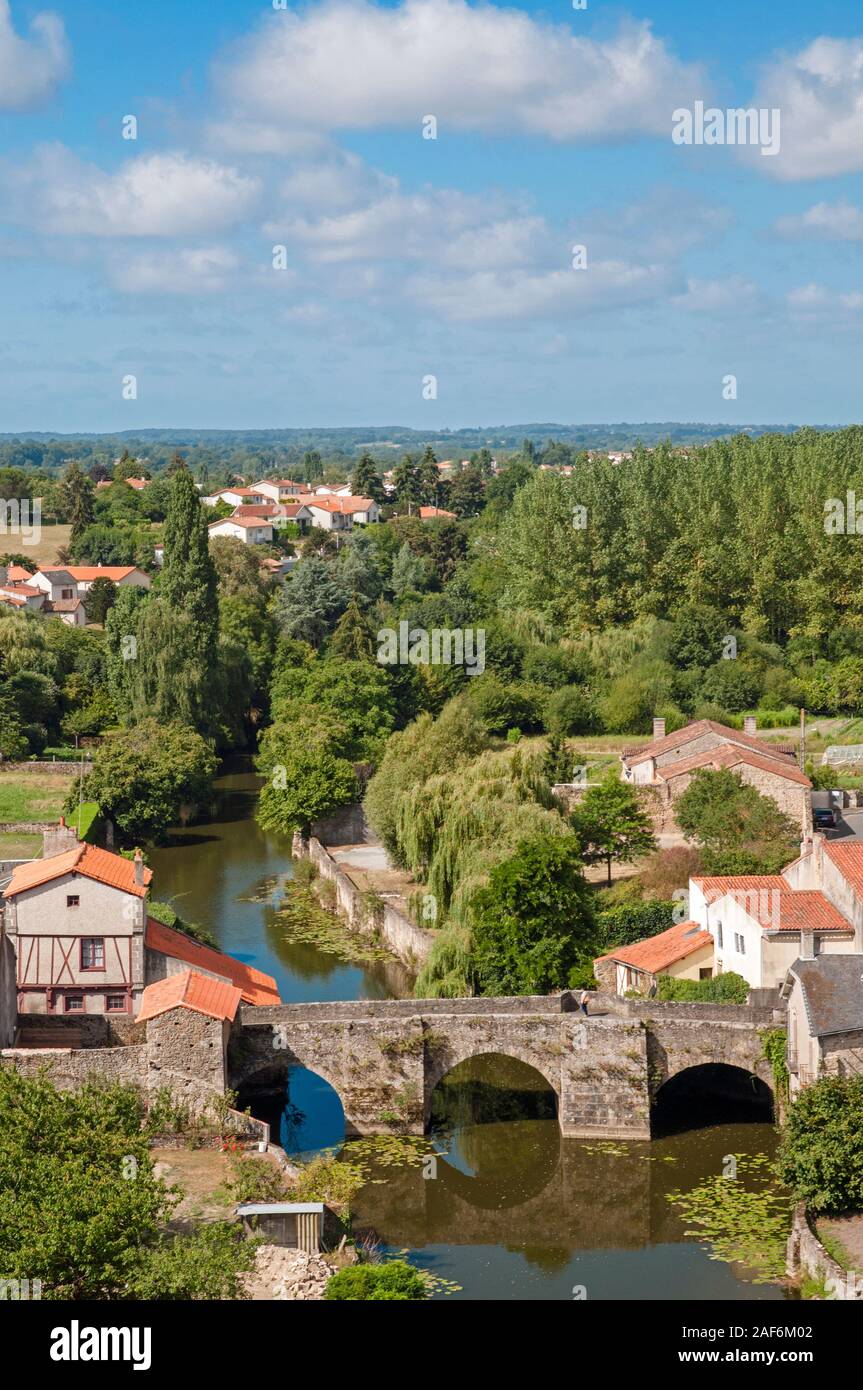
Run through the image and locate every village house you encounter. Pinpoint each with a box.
[202,486,268,508]
[0,839,278,1021]
[620,716,812,837]
[594,919,714,996]
[30,565,151,600]
[207,516,274,546]
[419,505,457,520]
[253,478,306,503]
[781,954,863,1095]
[602,836,863,999]
[299,495,380,529]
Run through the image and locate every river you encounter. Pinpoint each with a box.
[148,760,790,1301]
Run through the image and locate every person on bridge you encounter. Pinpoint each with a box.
[578,990,589,1016]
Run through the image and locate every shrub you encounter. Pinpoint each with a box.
[325,1261,427,1300]
[544,684,598,735]
[656,971,749,1004]
[595,900,677,951]
[777,1076,863,1213]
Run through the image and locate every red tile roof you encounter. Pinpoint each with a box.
[419,506,457,519]
[656,742,811,787]
[4,844,152,899]
[299,494,375,515]
[824,842,863,903]
[38,565,141,582]
[624,719,796,768]
[231,503,279,518]
[144,918,280,1005]
[595,920,713,973]
[765,891,852,933]
[693,876,850,931]
[6,565,34,582]
[138,970,242,1023]
[208,515,273,530]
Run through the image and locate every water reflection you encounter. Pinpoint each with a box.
[350,1056,789,1301]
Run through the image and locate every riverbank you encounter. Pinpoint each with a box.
[292,829,434,974]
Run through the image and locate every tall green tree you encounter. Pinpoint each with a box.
[470,834,595,995]
[61,461,95,551]
[571,774,657,885]
[351,452,385,504]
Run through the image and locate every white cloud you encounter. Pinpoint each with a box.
[109,246,239,295]
[0,146,260,236]
[215,1,704,141]
[407,259,675,323]
[787,283,863,315]
[750,37,863,180]
[0,0,69,109]
[673,275,762,314]
[775,200,863,241]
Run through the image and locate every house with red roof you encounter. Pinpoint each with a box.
[594,920,714,996]
[1,840,278,1019]
[298,494,380,529]
[620,715,812,838]
[419,505,457,520]
[686,836,863,991]
[207,515,274,545]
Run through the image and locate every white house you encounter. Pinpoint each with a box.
[252,479,305,504]
[31,566,150,600]
[687,836,863,991]
[202,487,268,508]
[299,495,380,529]
[207,516,274,546]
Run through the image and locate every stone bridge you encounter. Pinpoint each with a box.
[230,992,782,1140]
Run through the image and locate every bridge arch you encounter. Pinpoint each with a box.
[425,1046,559,1129]
[652,1062,774,1135]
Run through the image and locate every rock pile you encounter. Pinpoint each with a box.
[244,1243,332,1300]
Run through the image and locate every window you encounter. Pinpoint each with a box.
[61,587,74,600]
[715,922,723,948]
[106,994,127,1013]
[81,937,105,970]
[66,894,79,908]
[699,967,713,981]
[734,932,746,955]
[64,994,84,1013]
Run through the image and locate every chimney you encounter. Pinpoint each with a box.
[812,832,825,887]
[744,715,757,736]
[653,718,666,741]
[800,929,816,961]
[133,848,144,886]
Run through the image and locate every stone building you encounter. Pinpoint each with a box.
[620,717,811,838]
[594,920,714,996]
[781,954,863,1095]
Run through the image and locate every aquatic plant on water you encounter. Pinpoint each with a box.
[666,1153,793,1284]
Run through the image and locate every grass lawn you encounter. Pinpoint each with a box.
[13,522,73,569]
[0,832,41,858]
[0,770,76,824]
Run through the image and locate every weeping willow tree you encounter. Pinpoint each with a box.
[365,702,576,997]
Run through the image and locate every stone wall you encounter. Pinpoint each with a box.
[0,1042,147,1089]
[787,1203,863,1298]
[297,834,433,971]
[821,1028,863,1078]
[145,1008,229,1114]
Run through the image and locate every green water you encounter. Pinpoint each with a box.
[150,762,791,1301]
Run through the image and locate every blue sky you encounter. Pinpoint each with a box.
[3,0,863,429]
